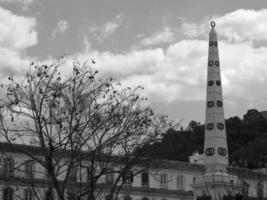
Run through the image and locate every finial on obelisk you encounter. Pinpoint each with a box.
[211,21,216,28]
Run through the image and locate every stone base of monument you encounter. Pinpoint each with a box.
[192,172,240,200]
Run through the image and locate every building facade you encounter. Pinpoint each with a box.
[0,143,267,200]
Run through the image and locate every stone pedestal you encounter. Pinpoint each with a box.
[192,171,240,200]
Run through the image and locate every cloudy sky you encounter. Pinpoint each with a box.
[1,0,267,127]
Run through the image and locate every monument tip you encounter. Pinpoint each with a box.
[211,21,216,28]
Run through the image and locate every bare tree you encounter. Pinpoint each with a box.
[0,59,172,200]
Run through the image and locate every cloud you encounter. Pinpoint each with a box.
[1,7,267,122]
[52,20,70,38]
[181,9,267,43]
[140,26,175,46]
[68,40,207,103]
[0,6,37,50]
[89,14,122,42]
[0,0,35,9]
[0,7,37,78]
[75,9,267,109]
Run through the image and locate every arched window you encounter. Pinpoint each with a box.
[24,188,33,200]
[160,173,168,189]
[242,181,249,196]
[3,187,13,200]
[206,123,214,130]
[4,157,14,177]
[207,101,214,108]
[141,172,149,187]
[25,160,35,178]
[257,182,263,198]
[208,80,214,86]
[177,175,185,190]
[216,80,221,86]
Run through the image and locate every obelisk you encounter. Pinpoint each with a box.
[204,21,229,172]
[192,22,239,200]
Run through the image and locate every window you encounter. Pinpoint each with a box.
[207,101,214,108]
[45,189,55,200]
[215,61,220,67]
[257,182,263,198]
[206,123,214,130]
[142,198,149,200]
[86,167,91,182]
[217,123,224,130]
[25,160,35,178]
[227,190,233,196]
[218,147,227,156]
[160,173,168,189]
[105,195,112,200]
[217,101,223,107]
[141,172,149,187]
[205,148,214,156]
[3,187,13,200]
[208,80,214,86]
[209,41,217,47]
[123,170,133,185]
[193,177,196,184]
[242,181,249,196]
[208,61,214,67]
[105,173,114,185]
[24,188,33,200]
[216,80,221,86]
[177,175,185,190]
[3,157,14,177]
[69,166,77,182]
[123,196,132,200]
[66,190,75,200]
[202,190,207,196]
[208,81,213,86]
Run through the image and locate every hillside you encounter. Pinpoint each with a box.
[136,109,267,169]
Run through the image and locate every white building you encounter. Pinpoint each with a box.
[0,142,267,200]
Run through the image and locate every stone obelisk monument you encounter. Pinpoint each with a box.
[192,22,239,200]
[204,21,228,173]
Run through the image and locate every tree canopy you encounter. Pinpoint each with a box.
[138,109,267,169]
[0,59,171,200]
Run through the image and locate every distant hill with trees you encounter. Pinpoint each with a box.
[136,109,267,169]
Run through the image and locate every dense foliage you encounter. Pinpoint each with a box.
[137,109,267,169]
